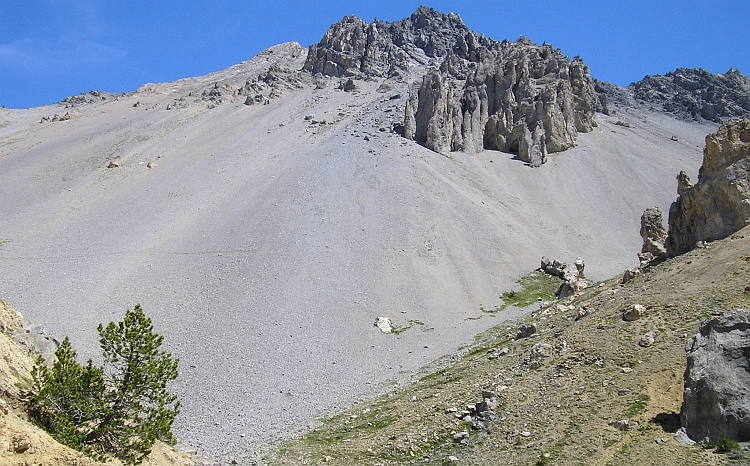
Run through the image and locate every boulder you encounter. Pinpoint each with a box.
[666,119,750,255]
[516,323,537,339]
[622,304,646,322]
[681,309,750,442]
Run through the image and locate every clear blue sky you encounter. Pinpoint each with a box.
[1,0,748,109]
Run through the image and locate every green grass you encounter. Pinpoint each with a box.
[624,394,651,417]
[483,271,561,312]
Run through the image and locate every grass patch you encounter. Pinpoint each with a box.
[624,394,650,417]
[701,436,741,454]
[483,271,561,312]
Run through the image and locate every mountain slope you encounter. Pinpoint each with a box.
[270,224,750,465]
[0,8,723,461]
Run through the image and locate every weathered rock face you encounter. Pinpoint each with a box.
[639,206,667,261]
[666,119,750,255]
[305,7,598,164]
[303,6,490,78]
[681,310,750,442]
[404,38,598,164]
[632,68,750,122]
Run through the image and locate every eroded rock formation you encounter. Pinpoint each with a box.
[639,206,667,262]
[666,119,750,255]
[404,38,598,164]
[304,7,598,165]
[681,309,750,442]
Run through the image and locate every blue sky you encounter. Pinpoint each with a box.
[1,0,748,109]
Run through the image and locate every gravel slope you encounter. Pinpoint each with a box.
[0,43,716,460]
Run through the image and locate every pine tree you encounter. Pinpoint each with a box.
[29,305,180,464]
[29,337,105,454]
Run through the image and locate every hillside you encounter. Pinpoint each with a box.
[270,224,750,465]
[0,6,745,463]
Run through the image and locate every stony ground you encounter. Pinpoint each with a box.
[269,226,750,465]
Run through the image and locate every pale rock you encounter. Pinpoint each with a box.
[638,329,659,347]
[531,342,553,358]
[681,309,750,442]
[375,316,393,333]
[622,304,646,321]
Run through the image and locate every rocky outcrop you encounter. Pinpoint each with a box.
[666,119,750,255]
[632,68,750,122]
[540,256,588,298]
[305,7,598,164]
[404,38,598,164]
[303,6,491,78]
[639,206,667,262]
[681,309,750,442]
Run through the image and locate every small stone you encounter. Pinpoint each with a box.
[621,367,633,374]
[453,431,469,444]
[520,431,531,437]
[447,456,459,462]
[638,329,659,347]
[655,437,667,445]
[12,435,31,453]
[147,161,157,169]
[611,419,637,431]
[107,161,120,168]
[375,317,393,334]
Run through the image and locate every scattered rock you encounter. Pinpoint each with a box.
[530,342,553,359]
[453,431,469,445]
[666,119,750,255]
[622,304,646,322]
[575,306,589,321]
[638,329,659,347]
[487,347,509,359]
[540,256,588,297]
[681,309,750,442]
[375,317,393,334]
[342,79,356,92]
